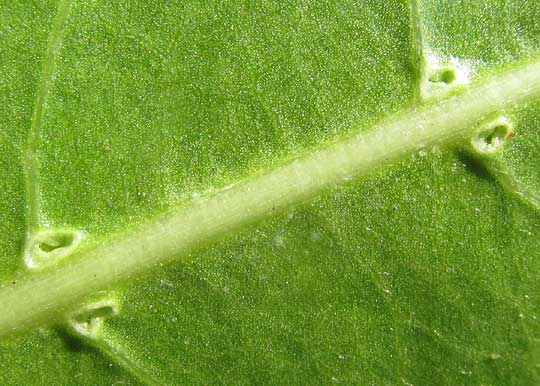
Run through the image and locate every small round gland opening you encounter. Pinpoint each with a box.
[24,228,83,269]
[472,118,513,155]
[429,68,456,84]
[70,300,118,337]
[485,125,511,146]
[37,232,76,252]
[74,305,115,324]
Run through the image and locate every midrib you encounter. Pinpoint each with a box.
[1,59,540,336]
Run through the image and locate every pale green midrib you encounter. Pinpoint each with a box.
[25,0,73,230]
[1,60,540,336]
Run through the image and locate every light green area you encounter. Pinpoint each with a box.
[0,0,540,385]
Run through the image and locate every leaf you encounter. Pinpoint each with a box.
[1,0,540,385]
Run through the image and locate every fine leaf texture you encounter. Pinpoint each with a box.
[1,1,540,385]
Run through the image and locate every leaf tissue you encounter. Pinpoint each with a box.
[1,1,540,385]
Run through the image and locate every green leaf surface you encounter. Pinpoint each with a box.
[1,0,540,385]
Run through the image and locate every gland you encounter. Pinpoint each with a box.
[471,116,514,155]
[69,298,119,338]
[23,228,82,269]
[428,66,456,84]
[421,54,471,100]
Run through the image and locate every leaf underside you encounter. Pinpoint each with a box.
[1,1,540,385]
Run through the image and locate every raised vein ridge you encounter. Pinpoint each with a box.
[25,0,73,230]
[408,0,426,100]
[1,59,540,336]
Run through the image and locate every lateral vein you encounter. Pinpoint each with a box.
[25,0,73,230]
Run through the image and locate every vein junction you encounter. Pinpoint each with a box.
[1,59,540,336]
